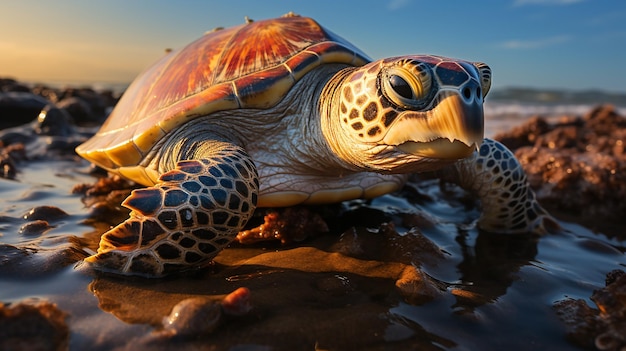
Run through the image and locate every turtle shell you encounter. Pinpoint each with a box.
[76,14,370,185]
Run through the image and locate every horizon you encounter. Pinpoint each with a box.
[8,77,626,96]
[1,1,625,93]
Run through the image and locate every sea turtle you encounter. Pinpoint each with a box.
[76,13,557,277]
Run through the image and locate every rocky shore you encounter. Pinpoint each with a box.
[0,77,117,128]
[495,105,626,235]
[0,77,625,350]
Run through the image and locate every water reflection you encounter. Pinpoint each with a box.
[453,231,539,312]
[0,159,624,350]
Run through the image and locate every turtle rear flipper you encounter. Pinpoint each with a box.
[441,138,560,235]
[84,145,258,277]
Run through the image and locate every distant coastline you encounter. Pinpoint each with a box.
[15,78,626,106]
[483,87,626,133]
[487,87,626,107]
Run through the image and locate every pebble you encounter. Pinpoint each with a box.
[23,206,69,221]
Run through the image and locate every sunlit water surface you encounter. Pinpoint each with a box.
[0,148,623,350]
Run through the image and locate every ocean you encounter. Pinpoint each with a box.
[484,87,626,135]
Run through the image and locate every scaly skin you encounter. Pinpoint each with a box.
[439,138,560,234]
[320,56,487,174]
[84,143,258,277]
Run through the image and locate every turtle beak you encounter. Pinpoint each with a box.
[382,88,484,159]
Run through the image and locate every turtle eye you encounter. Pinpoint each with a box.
[389,75,413,100]
[381,61,433,110]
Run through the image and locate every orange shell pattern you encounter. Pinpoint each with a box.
[76,15,370,170]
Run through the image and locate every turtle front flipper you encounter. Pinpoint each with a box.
[84,147,258,277]
[440,138,560,235]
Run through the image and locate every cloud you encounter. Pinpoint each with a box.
[498,35,571,49]
[388,0,411,10]
[513,0,584,5]
[586,10,626,26]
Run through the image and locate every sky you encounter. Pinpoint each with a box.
[0,0,625,92]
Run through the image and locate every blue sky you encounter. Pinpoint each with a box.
[1,0,625,92]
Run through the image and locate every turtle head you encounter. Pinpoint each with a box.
[328,55,491,173]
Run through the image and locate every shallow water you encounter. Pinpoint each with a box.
[0,149,625,349]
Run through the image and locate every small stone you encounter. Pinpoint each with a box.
[395,266,443,305]
[162,287,252,337]
[162,297,223,336]
[23,206,69,221]
[19,220,52,235]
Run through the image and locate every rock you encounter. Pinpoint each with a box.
[57,87,108,124]
[554,269,626,350]
[23,206,69,221]
[0,78,114,162]
[395,265,444,305]
[161,287,252,338]
[0,97,91,160]
[96,89,120,109]
[19,220,53,236]
[0,78,31,93]
[0,143,26,179]
[237,207,329,244]
[0,78,20,90]
[0,243,86,277]
[17,206,71,236]
[220,286,252,316]
[162,298,224,336]
[495,116,553,150]
[0,92,50,129]
[56,96,94,124]
[0,299,69,351]
[35,105,74,136]
[495,105,626,229]
[591,270,626,350]
[0,244,31,267]
[31,84,61,103]
[554,298,599,349]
